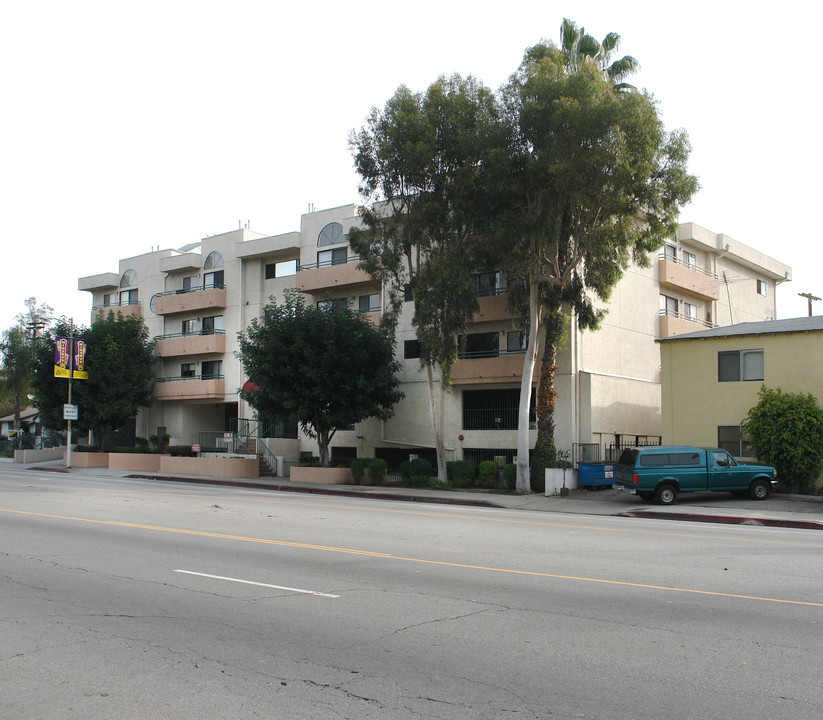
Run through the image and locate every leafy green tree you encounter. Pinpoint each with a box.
[238,291,403,467]
[32,314,155,448]
[0,326,36,444]
[742,386,823,494]
[497,34,698,492]
[349,74,506,482]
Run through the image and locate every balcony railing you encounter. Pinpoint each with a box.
[93,300,142,310]
[153,283,226,298]
[657,254,717,278]
[154,329,226,341]
[657,308,715,329]
[297,254,362,271]
[457,347,526,360]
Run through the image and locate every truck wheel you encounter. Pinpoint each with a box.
[749,479,770,500]
[655,484,677,505]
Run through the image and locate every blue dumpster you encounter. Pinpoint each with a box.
[577,461,615,489]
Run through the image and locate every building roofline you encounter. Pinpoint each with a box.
[657,315,823,342]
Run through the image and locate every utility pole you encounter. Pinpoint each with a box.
[798,292,820,317]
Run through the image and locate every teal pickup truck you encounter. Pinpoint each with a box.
[612,446,778,505]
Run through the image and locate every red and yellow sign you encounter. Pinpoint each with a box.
[54,337,88,380]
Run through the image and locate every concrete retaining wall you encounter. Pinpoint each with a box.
[14,447,66,463]
[290,466,354,484]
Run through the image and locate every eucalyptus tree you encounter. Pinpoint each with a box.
[0,326,36,442]
[499,40,698,492]
[349,74,507,482]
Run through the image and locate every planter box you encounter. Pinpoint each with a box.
[160,455,259,479]
[108,453,163,472]
[290,466,354,484]
[15,447,66,463]
[64,451,109,468]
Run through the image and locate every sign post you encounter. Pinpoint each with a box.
[54,321,87,469]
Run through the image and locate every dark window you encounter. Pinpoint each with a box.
[459,332,499,358]
[331,446,357,462]
[317,247,347,266]
[201,316,223,334]
[119,289,138,305]
[181,319,195,335]
[718,350,764,382]
[358,293,380,313]
[102,293,112,307]
[756,279,767,296]
[668,452,701,466]
[180,363,195,378]
[265,263,276,280]
[404,340,421,359]
[265,260,297,279]
[507,331,526,353]
[474,271,500,297]
[617,448,639,467]
[317,298,348,313]
[718,426,752,456]
[462,389,534,430]
[403,284,414,302]
[636,452,699,467]
[182,275,196,291]
[659,294,678,315]
[201,360,222,379]
[204,270,224,289]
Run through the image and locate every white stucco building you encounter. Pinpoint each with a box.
[79,206,791,469]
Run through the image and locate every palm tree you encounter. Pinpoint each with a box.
[558,18,639,89]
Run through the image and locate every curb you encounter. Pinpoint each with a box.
[621,509,823,531]
[125,473,506,508]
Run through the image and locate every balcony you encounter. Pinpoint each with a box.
[296,256,372,293]
[154,330,226,358]
[658,309,716,339]
[92,301,142,322]
[154,374,226,401]
[153,285,227,315]
[471,290,523,323]
[658,256,719,301]
[451,350,539,386]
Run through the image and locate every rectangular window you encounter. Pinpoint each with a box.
[683,251,696,269]
[459,332,499,358]
[507,331,527,352]
[119,289,138,305]
[201,315,224,334]
[403,284,414,302]
[317,247,347,267]
[756,279,767,296]
[181,319,196,335]
[683,302,697,321]
[182,275,197,291]
[718,349,764,382]
[659,294,678,315]
[102,293,112,307]
[204,270,224,289]
[265,259,298,279]
[474,271,500,297]
[201,360,222,379]
[664,243,677,261]
[404,339,421,359]
[462,389,535,430]
[358,293,380,313]
[180,363,196,378]
[317,298,348,313]
[717,426,752,456]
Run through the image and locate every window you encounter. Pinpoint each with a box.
[403,284,414,302]
[459,332,499,358]
[317,247,347,266]
[102,293,112,307]
[201,315,224,334]
[180,363,196,378]
[120,269,138,288]
[474,271,501,297]
[683,251,696,268]
[204,251,223,270]
[462,389,535,430]
[756,279,767,296]
[638,452,700,467]
[264,259,297,279]
[683,302,697,321]
[507,331,527,352]
[717,426,752,456]
[404,340,421,359]
[710,450,738,468]
[718,349,764,382]
[119,289,138,305]
[203,269,224,289]
[317,222,345,247]
[358,293,380,313]
[664,243,677,261]
[182,275,197,291]
[201,360,222,379]
[659,294,678,315]
[181,319,196,335]
[317,298,348,312]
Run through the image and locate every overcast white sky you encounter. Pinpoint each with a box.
[2,1,821,331]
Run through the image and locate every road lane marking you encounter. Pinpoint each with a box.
[3,506,823,609]
[173,569,339,598]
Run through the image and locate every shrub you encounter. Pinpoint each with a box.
[530,441,556,493]
[402,474,431,487]
[479,460,497,488]
[135,436,149,449]
[350,458,366,483]
[409,457,432,478]
[503,463,517,490]
[168,445,196,457]
[397,460,411,478]
[447,460,476,488]
[367,457,388,485]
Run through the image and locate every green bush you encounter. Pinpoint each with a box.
[367,457,388,485]
[530,441,556,493]
[409,457,432,478]
[401,474,431,487]
[478,460,497,488]
[397,460,411,478]
[168,445,196,457]
[447,460,476,488]
[350,458,366,483]
[135,436,149,449]
[503,463,517,490]
[73,445,100,453]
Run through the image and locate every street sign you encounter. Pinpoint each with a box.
[63,404,78,421]
[191,443,201,453]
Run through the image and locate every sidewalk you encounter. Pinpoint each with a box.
[17,459,823,531]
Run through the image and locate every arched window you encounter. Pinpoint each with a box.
[203,252,224,289]
[317,222,345,247]
[119,270,138,306]
[316,223,347,266]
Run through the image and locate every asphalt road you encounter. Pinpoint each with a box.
[2,467,823,719]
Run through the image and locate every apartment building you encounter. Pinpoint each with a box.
[78,206,791,467]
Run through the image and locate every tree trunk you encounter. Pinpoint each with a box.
[516,281,541,493]
[426,364,448,483]
[318,430,330,467]
[535,306,563,449]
